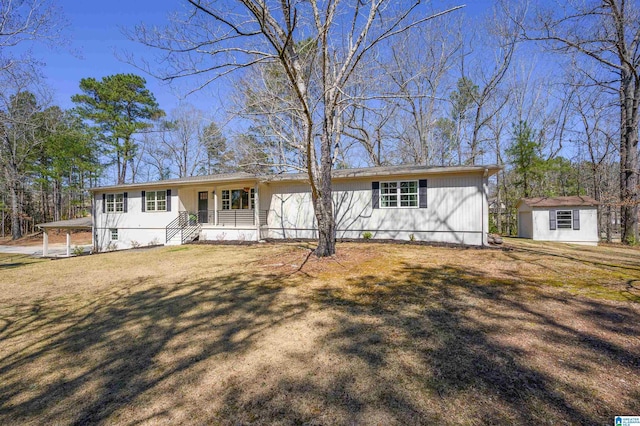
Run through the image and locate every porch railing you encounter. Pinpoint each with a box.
[166,211,189,243]
[166,211,201,244]
[196,210,268,227]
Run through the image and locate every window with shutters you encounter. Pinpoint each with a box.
[146,190,167,211]
[380,181,418,208]
[106,193,124,213]
[556,210,573,229]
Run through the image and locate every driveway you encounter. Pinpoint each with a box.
[0,244,92,257]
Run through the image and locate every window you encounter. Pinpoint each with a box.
[110,228,118,240]
[556,210,573,229]
[221,188,253,210]
[146,190,167,211]
[106,193,124,213]
[380,181,418,208]
[222,190,230,210]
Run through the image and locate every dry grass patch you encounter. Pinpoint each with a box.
[0,241,638,425]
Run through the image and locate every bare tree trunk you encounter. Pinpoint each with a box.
[620,70,640,243]
[314,131,336,256]
[9,180,21,240]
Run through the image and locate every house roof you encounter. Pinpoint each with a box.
[37,217,93,229]
[517,196,599,209]
[89,164,502,192]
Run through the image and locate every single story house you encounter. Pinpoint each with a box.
[89,164,501,251]
[516,196,599,246]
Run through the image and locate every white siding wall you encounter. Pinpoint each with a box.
[264,173,487,245]
[532,207,599,245]
[94,188,180,251]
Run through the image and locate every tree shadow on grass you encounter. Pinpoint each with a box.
[213,263,640,424]
[0,260,638,425]
[0,271,306,425]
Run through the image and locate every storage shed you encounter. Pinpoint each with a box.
[516,196,599,246]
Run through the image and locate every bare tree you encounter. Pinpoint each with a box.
[0,71,48,239]
[521,0,640,243]
[382,16,460,166]
[455,2,522,165]
[0,0,64,74]
[160,105,209,178]
[569,69,619,241]
[131,0,462,256]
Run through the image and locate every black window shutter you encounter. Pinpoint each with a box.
[372,182,380,209]
[141,191,146,212]
[549,209,557,230]
[102,193,106,213]
[419,179,428,208]
[572,209,580,230]
[123,192,128,213]
[166,189,172,211]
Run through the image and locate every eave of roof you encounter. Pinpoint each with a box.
[89,164,502,192]
[516,195,599,208]
[263,164,502,183]
[89,172,257,192]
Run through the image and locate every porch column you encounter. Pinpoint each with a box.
[42,229,49,257]
[213,190,218,225]
[254,184,260,241]
[66,231,71,257]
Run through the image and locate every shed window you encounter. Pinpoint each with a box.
[110,228,118,241]
[380,181,418,208]
[556,210,573,229]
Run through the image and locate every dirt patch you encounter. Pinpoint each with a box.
[0,241,638,425]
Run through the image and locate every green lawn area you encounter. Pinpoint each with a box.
[0,240,638,425]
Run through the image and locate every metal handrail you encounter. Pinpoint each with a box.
[166,211,189,243]
[181,223,201,244]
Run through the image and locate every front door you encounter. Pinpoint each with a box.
[198,191,208,223]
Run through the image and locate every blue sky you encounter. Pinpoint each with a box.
[32,0,493,117]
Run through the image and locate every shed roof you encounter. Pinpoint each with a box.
[37,217,93,229]
[89,164,502,192]
[517,196,599,209]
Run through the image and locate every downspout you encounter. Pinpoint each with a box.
[482,168,489,247]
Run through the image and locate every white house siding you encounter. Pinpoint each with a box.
[94,188,180,251]
[531,207,599,245]
[264,173,488,245]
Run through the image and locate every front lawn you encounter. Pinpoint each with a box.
[0,241,638,424]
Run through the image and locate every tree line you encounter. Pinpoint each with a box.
[0,0,638,253]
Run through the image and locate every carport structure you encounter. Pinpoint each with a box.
[36,217,92,257]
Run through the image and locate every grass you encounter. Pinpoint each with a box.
[0,240,638,425]
[0,253,47,270]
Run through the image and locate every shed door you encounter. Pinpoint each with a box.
[518,212,533,239]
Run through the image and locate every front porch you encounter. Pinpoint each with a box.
[195,209,268,227]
